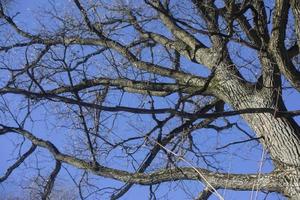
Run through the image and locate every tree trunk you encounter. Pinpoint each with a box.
[213,67,300,199]
[241,110,300,199]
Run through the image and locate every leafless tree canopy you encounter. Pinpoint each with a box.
[0,0,300,199]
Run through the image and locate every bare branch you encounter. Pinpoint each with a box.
[41,160,62,200]
[196,186,215,200]
[0,144,37,183]
[0,125,285,193]
[269,0,300,92]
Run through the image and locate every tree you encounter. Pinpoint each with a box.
[0,0,299,199]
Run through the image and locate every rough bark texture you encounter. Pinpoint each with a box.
[211,58,300,199]
[0,0,300,199]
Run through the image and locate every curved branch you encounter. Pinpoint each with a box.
[2,87,300,118]
[0,7,207,88]
[42,160,61,200]
[291,0,300,51]
[147,0,206,49]
[0,144,37,183]
[0,125,284,194]
[269,0,300,92]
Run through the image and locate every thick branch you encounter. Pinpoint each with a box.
[42,160,61,200]
[0,125,284,194]
[0,8,207,88]
[291,0,300,52]
[146,0,221,68]
[196,187,215,200]
[148,0,205,49]
[49,77,200,97]
[269,0,300,92]
[2,87,300,118]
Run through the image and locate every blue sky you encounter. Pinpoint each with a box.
[0,0,299,199]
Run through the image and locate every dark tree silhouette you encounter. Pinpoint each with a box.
[0,0,299,199]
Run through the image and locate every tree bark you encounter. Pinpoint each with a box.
[291,0,300,51]
[212,64,300,199]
